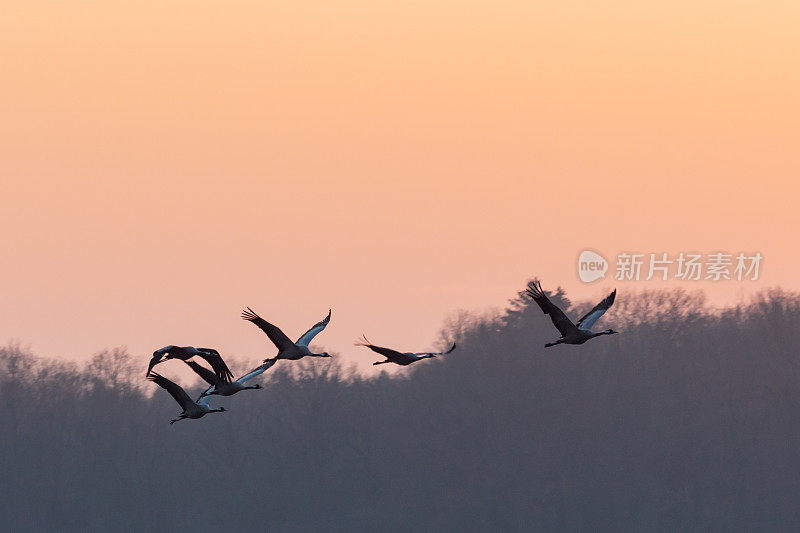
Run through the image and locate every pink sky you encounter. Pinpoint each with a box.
[1,1,798,371]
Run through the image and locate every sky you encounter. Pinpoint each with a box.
[1,1,799,370]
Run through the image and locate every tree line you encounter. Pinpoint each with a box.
[1,286,799,530]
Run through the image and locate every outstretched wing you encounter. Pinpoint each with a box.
[198,360,276,401]
[411,342,457,356]
[147,345,177,376]
[146,357,160,377]
[197,393,214,406]
[296,309,332,347]
[184,360,220,386]
[241,307,295,351]
[526,280,579,337]
[196,349,234,383]
[576,289,616,331]
[236,359,276,384]
[147,372,194,411]
[355,335,405,360]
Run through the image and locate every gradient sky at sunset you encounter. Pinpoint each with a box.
[2,1,798,369]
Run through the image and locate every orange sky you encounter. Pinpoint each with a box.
[1,1,798,370]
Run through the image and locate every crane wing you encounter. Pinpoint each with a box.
[526,280,579,337]
[147,345,178,376]
[184,360,220,386]
[411,342,457,356]
[196,349,234,383]
[148,372,194,411]
[241,307,295,351]
[197,393,214,406]
[236,360,276,384]
[296,309,332,347]
[355,335,405,360]
[576,289,617,331]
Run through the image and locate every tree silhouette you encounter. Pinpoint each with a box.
[1,287,799,530]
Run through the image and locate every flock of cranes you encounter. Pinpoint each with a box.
[146,280,618,424]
